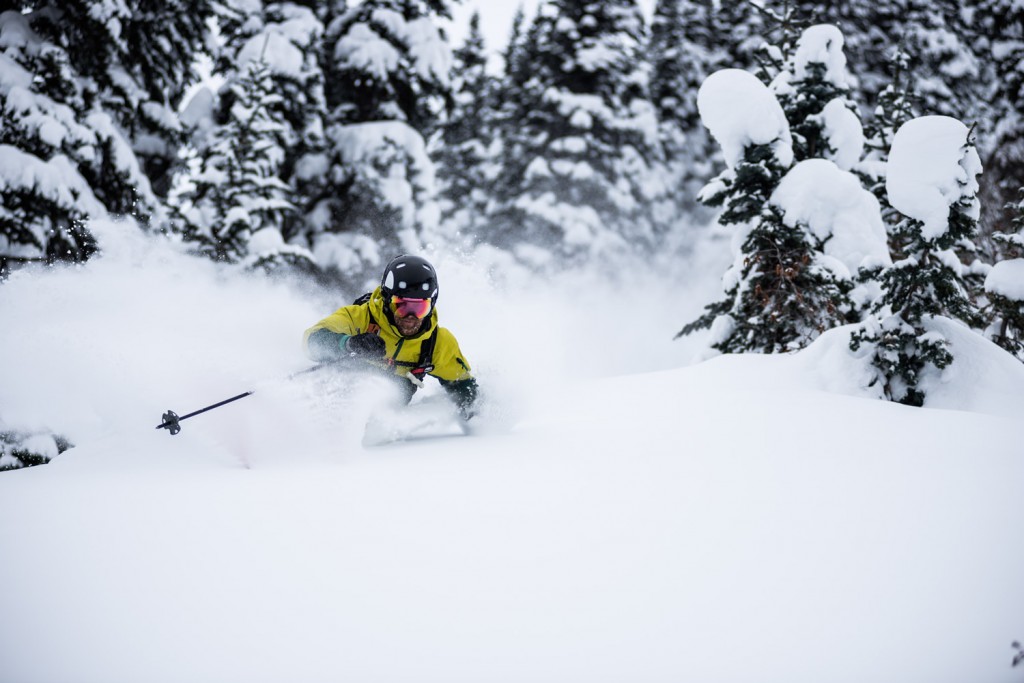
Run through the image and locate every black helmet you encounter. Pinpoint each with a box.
[380,254,439,304]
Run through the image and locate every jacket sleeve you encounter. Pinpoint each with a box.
[306,328,350,361]
[429,328,473,382]
[303,305,369,361]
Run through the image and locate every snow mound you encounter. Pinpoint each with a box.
[790,319,1024,420]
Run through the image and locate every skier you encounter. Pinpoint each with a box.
[303,255,479,419]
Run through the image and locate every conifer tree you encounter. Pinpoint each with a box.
[1,0,217,277]
[113,0,215,198]
[502,4,528,79]
[0,429,71,471]
[19,0,215,203]
[851,116,985,406]
[322,0,452,131]
[804,1,986,122]
[677,69,800,350]
[858,47,918,246]
[207,2,329,251]
[679,26,883,354]
[750,1,813,85]
[487,6,537,245]
[771,25,862,167]
[305,0,453,284]
[489,0,669,266]
[0,10,111,275]
[175,60,302,267]
[434,11,498,241]
[648,0,724,210]
[986,189,1024,360]
[974,0,1024,255]
[901,0,984,123]
[790,0,910,111]
[644,0,766,195]
[715,0,769,71]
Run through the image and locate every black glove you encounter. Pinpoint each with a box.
[441,377,479,420]
[345,333,385,359]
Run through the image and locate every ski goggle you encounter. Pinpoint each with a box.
[391,296,432,319]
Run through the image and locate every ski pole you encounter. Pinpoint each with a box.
[155,360,344,435]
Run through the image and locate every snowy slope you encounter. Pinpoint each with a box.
[1,221,1023,683]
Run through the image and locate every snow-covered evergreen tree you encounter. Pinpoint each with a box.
[106,0,215,198]
[648,0,728,212]
[751,2,812,83]
[176,1,326,274]
[792,1,893,99]
[773,24,885,318]
[433,11,499,243]
[175,59,308,269]
[487,0,669,268]
[851,115,985,405]
[486,5,535,249]
[679,64,885,354]
[680,26,886,354]
[676,68,798,350]
[986,189,1024,360]
[210,2,328,246]
[0,6,177,275]
[901,0,984,123]
[0,429,70,471]
[857,47,919,249]
[18,0,215,202]
[770,25,864,169]
[800,1,986,124]
[304,0,452,285]
[974,0,1024,256]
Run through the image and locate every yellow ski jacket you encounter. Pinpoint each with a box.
[302,287,473,383]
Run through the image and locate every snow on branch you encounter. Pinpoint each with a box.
[697,68,793,170]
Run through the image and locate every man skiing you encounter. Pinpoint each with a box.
[303,255,479,419]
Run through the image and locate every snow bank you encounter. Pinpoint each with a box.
[1,325,1022,683]
[887,116,982,240]
[1,222,1022,683]
[698,68,793,169]
[917,316,1024,417]
[790,317,1024,420]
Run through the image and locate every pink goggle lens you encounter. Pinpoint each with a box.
[391,296,432,319]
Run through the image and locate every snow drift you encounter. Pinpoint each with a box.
[0,222,1022,683]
